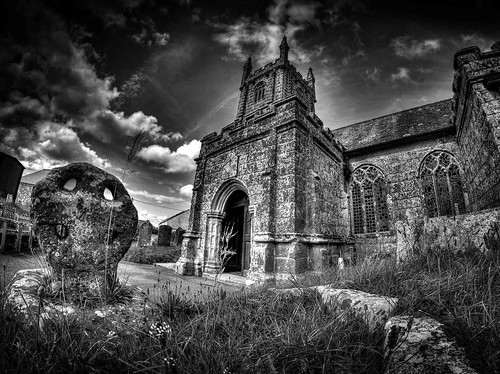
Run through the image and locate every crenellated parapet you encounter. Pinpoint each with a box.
[235,36,317,123]
[452,42,500,139]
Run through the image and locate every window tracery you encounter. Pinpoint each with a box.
[351,165,389,234]
[420,151,466,217]
[254,82,265,103]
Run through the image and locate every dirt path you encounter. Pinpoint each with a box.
[0,253,243,301]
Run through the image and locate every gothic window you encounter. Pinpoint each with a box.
[351,165,390,234]
[254,82,265,103]
[419,151,466,217]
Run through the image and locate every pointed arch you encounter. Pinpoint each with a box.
[419,150,466,217]
[254,81,266,103]
[211,178,250,212]
[350,164,390,234]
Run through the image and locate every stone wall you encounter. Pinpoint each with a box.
[397,207,500,258]
[453,46,500,212]
[347,136,460,256]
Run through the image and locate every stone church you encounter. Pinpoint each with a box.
[175,36,500,284]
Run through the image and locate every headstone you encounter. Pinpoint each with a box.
[158,225,172,246]
[138,221,152,247]
[175,228,185,246]
[30,162,137,295]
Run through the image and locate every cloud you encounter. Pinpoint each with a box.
[212,0,324,64]
[179,184,193,198]
[460,34,495,52]
[391,36,441,59]
[137,139,201,173]
[136,208,167,226]
[0,24,117,129]
[323,0,367,27]
[82,110,182,143]
[364,67,381,83]
[0,122,109,171]
[127,188,186,204]
[390,67,414,83]
[0,0,182,173]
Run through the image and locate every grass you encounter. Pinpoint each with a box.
[1,246,498,373]
[1,277,384,373]
[122,244,181,265]
[297,248,500,374]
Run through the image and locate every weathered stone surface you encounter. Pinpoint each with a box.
[158,225,172,246]
[178,38,500,281]
[384,316,478,374]
[5,269,150,328]
[31,162,137,293]
[396,207,500,259]
[317,286,398,329]
[138,220,152,247]
[173,227,185,246]
[268,285,397,329]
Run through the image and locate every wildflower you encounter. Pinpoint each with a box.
[149,321,172,339]
[107,331,117,339]
[95,310,105,318]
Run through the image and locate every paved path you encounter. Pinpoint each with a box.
[1,253,244,301]
[118,261,243,301]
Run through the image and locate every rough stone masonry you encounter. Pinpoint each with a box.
[31,162,137,294]
[176,37,500,284]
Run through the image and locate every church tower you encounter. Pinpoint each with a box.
[175,37,348,284]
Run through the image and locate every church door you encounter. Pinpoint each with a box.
[223,190,250,273]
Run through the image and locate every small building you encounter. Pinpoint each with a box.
[0,152,25,203]
[159,209,189,230]
[17,169,52,212]
[0,153,30,252]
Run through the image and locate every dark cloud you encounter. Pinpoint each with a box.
[0,0,179,174]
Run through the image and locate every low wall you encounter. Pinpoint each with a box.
[396,207,500,258]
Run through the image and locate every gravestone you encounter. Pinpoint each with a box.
[158,225,172,246]
[174,227,185,246]
[30,162,137,295]
[138,221,152,247]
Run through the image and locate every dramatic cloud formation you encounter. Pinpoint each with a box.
[81,110,183,143]
[137,140,202,173]
[2,122,109,171]
[212,0,325,64]
[391,36,441,59]
[1,0,497,222]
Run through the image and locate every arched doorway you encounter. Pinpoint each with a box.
[222,190,251,273]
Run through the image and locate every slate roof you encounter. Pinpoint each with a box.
[20,169,51,185]
[330,99,454,153]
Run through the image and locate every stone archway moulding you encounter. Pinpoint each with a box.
[204,178,250,273]
[211,178,250,212]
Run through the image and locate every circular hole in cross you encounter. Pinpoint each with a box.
[103,188,114,201]
[63,178,77,191]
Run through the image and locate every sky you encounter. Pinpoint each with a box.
[0,0,498,225]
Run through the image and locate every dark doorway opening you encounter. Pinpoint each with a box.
[222,190,250,273]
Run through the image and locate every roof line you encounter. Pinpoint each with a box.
[331,98,453,131]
